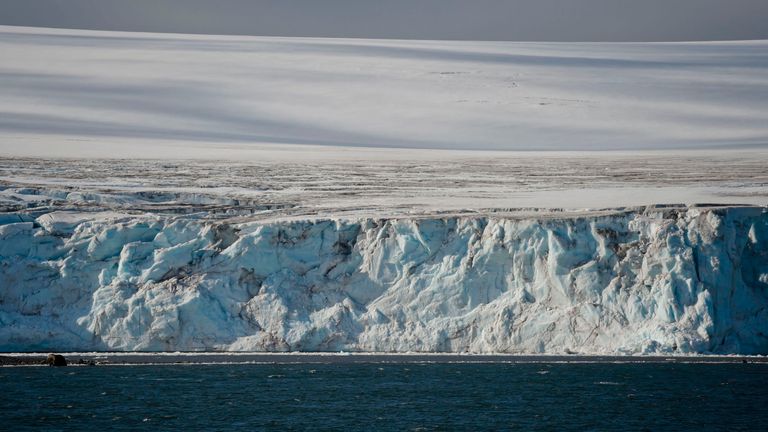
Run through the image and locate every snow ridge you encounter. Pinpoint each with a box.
[1,206,767,354]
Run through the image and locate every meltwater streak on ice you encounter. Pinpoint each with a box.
[1,205,766,354]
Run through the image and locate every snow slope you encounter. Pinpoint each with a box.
[1,26,767,158]
[1,205,766,354]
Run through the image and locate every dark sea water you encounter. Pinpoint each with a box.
[1,362,767,431]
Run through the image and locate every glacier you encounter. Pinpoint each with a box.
[2,26,767,357]
[1,205,766,354]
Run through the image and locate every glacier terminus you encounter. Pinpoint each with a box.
[2,200,766,354]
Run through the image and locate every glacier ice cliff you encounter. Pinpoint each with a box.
[1,206,767,354]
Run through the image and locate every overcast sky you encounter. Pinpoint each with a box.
[1,0,767,41]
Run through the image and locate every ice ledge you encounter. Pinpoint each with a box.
[1,205,766,354]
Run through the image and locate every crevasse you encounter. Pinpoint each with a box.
[1,206,766,354]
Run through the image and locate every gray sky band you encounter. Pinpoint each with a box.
[1,0,767,41]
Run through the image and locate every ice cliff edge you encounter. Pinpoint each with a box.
[1,206,766,354]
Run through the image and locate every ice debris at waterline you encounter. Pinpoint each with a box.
[1,205,766,354]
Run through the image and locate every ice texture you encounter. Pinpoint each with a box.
[1,206,766,354]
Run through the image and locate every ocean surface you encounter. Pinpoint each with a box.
[2,362,767,431]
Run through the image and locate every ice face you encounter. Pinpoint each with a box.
[0,206,766,354]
